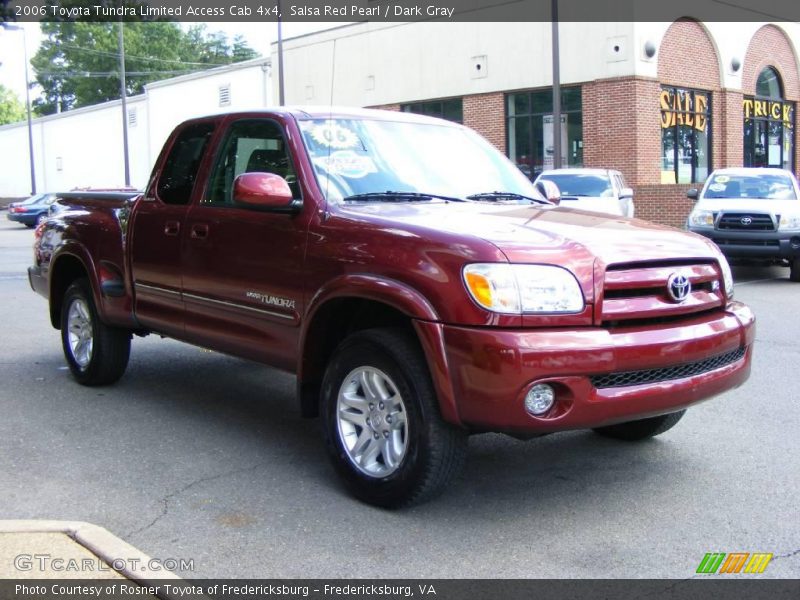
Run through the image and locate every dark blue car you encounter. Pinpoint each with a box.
[6,193,57,228]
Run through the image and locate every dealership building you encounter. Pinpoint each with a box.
[276,19,800,226]
[2,19,799,228]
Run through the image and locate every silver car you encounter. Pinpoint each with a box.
[534,168,635,218]
[686,167,800,282]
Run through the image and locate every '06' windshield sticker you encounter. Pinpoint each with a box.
[314,151,377,179]
[308,121,360,150]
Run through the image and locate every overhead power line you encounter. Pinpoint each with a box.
[56,42,240,67]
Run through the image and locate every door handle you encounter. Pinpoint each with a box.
[164,221,180,236]
[190,223,209,240]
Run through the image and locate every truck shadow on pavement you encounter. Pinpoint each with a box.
[104,337,683,519]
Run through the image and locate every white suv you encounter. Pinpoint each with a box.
[534,168,635,218]
[686,167,800,282]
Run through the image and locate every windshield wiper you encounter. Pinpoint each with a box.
[466,191,552,205]
[344,191,466,203]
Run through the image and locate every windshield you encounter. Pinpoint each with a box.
[21,194,45,205]
[703,173,797,200]
[298,118,543,202]
[537,173,613,197]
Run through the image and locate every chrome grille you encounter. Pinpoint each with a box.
[600,261,724,324]
[591,347,746,389]
[717,213,775,231]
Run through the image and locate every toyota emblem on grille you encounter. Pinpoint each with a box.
[741,216,753,225]
[667,273,692,302]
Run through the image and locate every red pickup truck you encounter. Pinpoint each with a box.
[30,108,755,507]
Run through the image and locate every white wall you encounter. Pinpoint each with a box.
[274,21,637,107]
[0,57,271,198]
[275,21,800,108]
[145,59,271,163]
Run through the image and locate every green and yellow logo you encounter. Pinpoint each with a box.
[696,552,773,574]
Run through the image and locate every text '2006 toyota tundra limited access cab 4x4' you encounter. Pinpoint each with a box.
[30,108,755,507]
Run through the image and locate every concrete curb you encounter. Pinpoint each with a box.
[0,520,204,599]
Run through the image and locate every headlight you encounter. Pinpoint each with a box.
[779,214,800,230]
[717,252,734,300]
[688,210,714,228]
[463,263,584,314]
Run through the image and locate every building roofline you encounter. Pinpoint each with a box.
[145,56,271,89]
[0,94,146,132]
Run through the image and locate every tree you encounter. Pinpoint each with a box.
[0,84,26,125]
[31,20,259,115]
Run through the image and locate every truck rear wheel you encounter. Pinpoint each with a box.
[321,328,467,508]
[592,410,686,441]
[790,258,800,282]
[60,278,131,386]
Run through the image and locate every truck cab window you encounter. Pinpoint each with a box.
[206,119,299,205]
[156,122,215,205]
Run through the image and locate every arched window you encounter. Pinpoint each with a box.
[744,67,794,169]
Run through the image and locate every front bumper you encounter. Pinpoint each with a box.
[441,303,754,435]
[689,227,800,259]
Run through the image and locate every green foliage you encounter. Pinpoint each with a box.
[31,18,259,115]
[0,84,26,125]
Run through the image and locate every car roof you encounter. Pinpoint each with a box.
[538,168,614,176]
[708,167,795,177]
[187,106,462,128]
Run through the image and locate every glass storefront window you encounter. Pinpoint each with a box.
[660,87,712,184]
[744,67,794,170]
[506,87,583,180]
[401,98,463,123]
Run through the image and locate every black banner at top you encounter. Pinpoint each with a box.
[3,0,800,23]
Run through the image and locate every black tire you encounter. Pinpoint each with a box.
[60,278,131,386]
[25,223,35,229]
[593,410,686,441]
[321,328,468,508]
[790,258,800,283]
[35,213,46,227]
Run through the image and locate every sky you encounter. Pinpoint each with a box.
[0,21,341,106]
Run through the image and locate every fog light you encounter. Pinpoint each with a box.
[524,384,555,416]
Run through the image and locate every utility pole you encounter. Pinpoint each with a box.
[551,0,562,170]
[118,20,131,187]
[1,23,36,194]
[277,0,285,105]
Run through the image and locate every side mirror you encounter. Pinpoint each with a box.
[686,188,699,200]
[233,172,298,212]
[536,180,561,205]
[619,187,634,199]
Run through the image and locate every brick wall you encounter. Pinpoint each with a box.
[462,93,505,152]
[582,77,662,188]
[623,20,723,226]
[742,24,800,173]
[633,184,696,228]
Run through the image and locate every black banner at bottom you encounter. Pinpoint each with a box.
[2,579,799,600]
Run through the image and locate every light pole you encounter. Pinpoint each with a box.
[551,0,561,170]
[277,0,285,105]
[118,20,130,187]
[1,23,37,194]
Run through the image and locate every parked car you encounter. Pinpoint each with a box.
[30,108,752,507]
[686,167,800,282]
[534,168,635,217]
[7,193,57,228]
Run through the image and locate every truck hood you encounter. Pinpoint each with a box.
[340,202,718,267]
[695,198,800,215]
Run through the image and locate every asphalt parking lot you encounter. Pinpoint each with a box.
[0,217,798,579]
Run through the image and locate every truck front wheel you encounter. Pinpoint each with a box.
[790,257,800,282]
[321,328,467,508]
[592,410,686,441]
[60,278,131,386]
